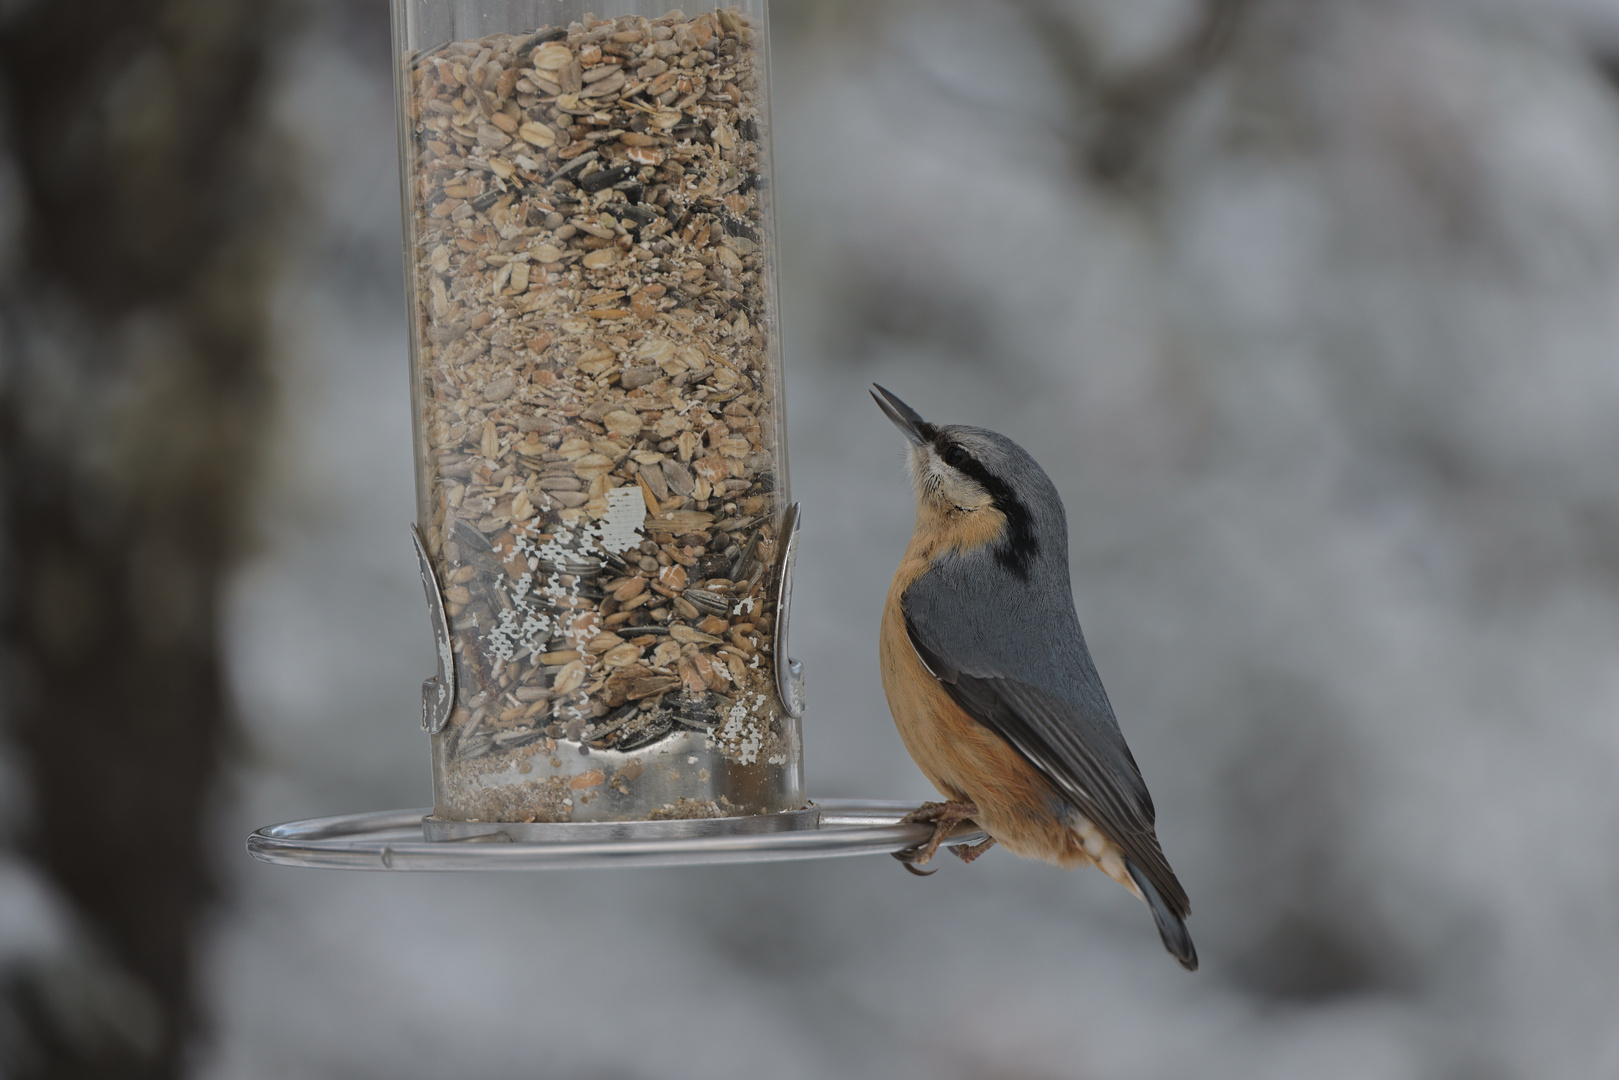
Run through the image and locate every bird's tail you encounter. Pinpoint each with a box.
[1126,859,1198,972]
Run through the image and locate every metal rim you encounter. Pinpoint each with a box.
[246,799,982,871]
[421,804,823,842]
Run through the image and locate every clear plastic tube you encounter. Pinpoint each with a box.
[390,1,802,822]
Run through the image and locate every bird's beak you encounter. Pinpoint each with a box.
[870,384,930,447]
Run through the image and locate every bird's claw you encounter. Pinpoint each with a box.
[892,849,938,876]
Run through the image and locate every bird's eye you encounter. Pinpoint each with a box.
[943,444,969,468]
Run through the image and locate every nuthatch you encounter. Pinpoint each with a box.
[872,385,1197,971]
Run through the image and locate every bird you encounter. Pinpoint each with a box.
[871,384,1197,971]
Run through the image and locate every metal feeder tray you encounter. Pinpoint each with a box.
[246,799,985,871]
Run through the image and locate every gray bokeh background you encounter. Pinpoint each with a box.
[9,0,1619,1076]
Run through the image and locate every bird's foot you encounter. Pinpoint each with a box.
[898,800,978,827]
[948,835,997,865]
[893,800,980,872]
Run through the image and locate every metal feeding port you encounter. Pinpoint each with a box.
[247,1,944,871]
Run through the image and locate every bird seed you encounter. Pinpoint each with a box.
[402,7,794,822]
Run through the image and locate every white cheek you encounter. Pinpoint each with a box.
[907,447,940,487]
[939,472,991,510]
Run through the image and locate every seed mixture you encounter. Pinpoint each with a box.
[402,7,794,821]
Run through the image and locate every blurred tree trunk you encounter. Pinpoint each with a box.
[0,0,286,1076]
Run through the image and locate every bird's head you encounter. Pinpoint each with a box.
[871,384,1065,580]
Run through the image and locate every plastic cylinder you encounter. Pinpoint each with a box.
[390,0,803,823]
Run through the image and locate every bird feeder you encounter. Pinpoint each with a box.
[249,0,982,869]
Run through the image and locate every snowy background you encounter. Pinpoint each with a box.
[199,0,1619,1076]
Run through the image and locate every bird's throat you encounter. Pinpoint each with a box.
[906,497,1008,568]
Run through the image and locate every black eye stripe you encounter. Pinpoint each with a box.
[931,435,1038,579]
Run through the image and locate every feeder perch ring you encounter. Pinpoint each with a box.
[246,800,986,871]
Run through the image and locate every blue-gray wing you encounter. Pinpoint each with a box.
[903,591,1190,918]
